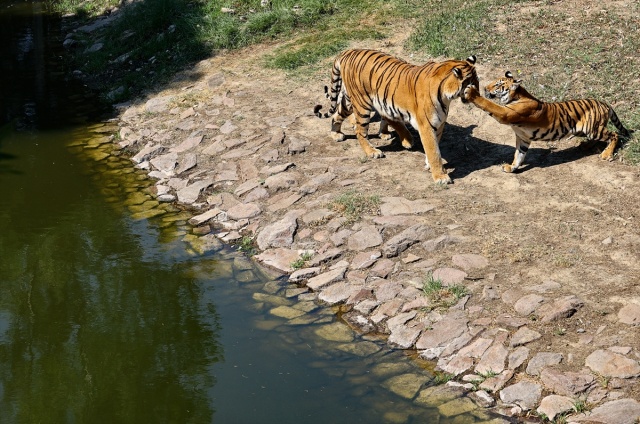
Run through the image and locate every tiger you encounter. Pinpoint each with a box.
[313,49,479,184]
[463,71,631,173]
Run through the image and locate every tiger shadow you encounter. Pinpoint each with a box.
[378,123,604,180]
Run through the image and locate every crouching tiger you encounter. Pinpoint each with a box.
[314,49,479,184]
[464,71,631,173]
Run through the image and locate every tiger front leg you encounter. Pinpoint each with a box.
[354,107,384,158]
[416,121,450,184]
[502,135,529,173]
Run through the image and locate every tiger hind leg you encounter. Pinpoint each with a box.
[598,130,619,161]
[329,91,352,142]
[353,105,384,158]
[381,119,414,149]
[502,136,529,173]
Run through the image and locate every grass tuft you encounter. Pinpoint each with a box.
[422,272,468,309]
[329,190,380,223]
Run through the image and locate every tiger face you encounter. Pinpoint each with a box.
[447,56,479,104]
[484,71,522,104]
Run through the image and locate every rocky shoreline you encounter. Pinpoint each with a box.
[96,47,640,422]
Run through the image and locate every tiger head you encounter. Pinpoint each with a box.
[484,71,522,104]
[448,55,479,104]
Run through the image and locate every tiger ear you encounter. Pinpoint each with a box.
[466,55,476,65]
[453,68,462,79]
[505,71,513,79]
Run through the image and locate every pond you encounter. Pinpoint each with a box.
[0,1,490,423]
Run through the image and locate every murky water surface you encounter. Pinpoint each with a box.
[0,1,491,423]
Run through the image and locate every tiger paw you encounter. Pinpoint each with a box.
[401,139,413,149]
[463,86,479,101]
[599,151,614,161]
[502,164,514,173]
[432,173,452,185]
[379,132,393,141]
[330,132,346,142]
[369,149,384,159]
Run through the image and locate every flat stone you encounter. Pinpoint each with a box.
[479,369,514,392]
[370,258,395,278]
[270,305,306,319]
[318,281,363,305]
[509,326,542,347]
[264,171,300,190]
[188,208,222,226]
[314,322,354,342]
[302,208,335,225]
[618,303,640,325]
[144,95,173,113]
[288,267,321,283]
[219,120,237,134]
[298,172,336,194]
[150,152,178,174]
[495,314,529,329]
[508,346,530,370]
[226,202,261,220]
[537,295,583,322]
[539,368,595,397]
[439,355,475,376]
[234,179,260,197]
[306,266,347,291]
[172,134,203,153]
[475,342,508,375]
[437,397,477,417]
[388,320,423,349]
[537,395,574,422]
[432,268,468,285]
[382,373,429,400]
[585,349,640,378]
[415,312,468,351]
[457,337,493,359]
[525,352,563,376]
[374,281,404,302]
[177,179,214,204]
[513,294,546,316]
[423,234,464,252]
[176,153,197,174]
[469,390,495,408]
[244,187,269,202]
[499,380,542,411]
[380,197,435,216]
[256,210,299,250]
[307,248,343,267]
[382,224,432,258]
[254,248,299,273]
[570,398,640,424]
[267,193,303,212]
[329,229,352,247]
[347,225,383,251]
[132,144,165,164]
[351,250,381,269]
[415,384,466,406]
[451,253,489,271]
[261,162,295,175]
[202,140,226,155]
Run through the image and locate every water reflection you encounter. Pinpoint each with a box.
[0,129,222,423]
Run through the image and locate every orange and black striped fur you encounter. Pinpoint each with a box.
[314,49,478,184]
[464,71,630,173]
